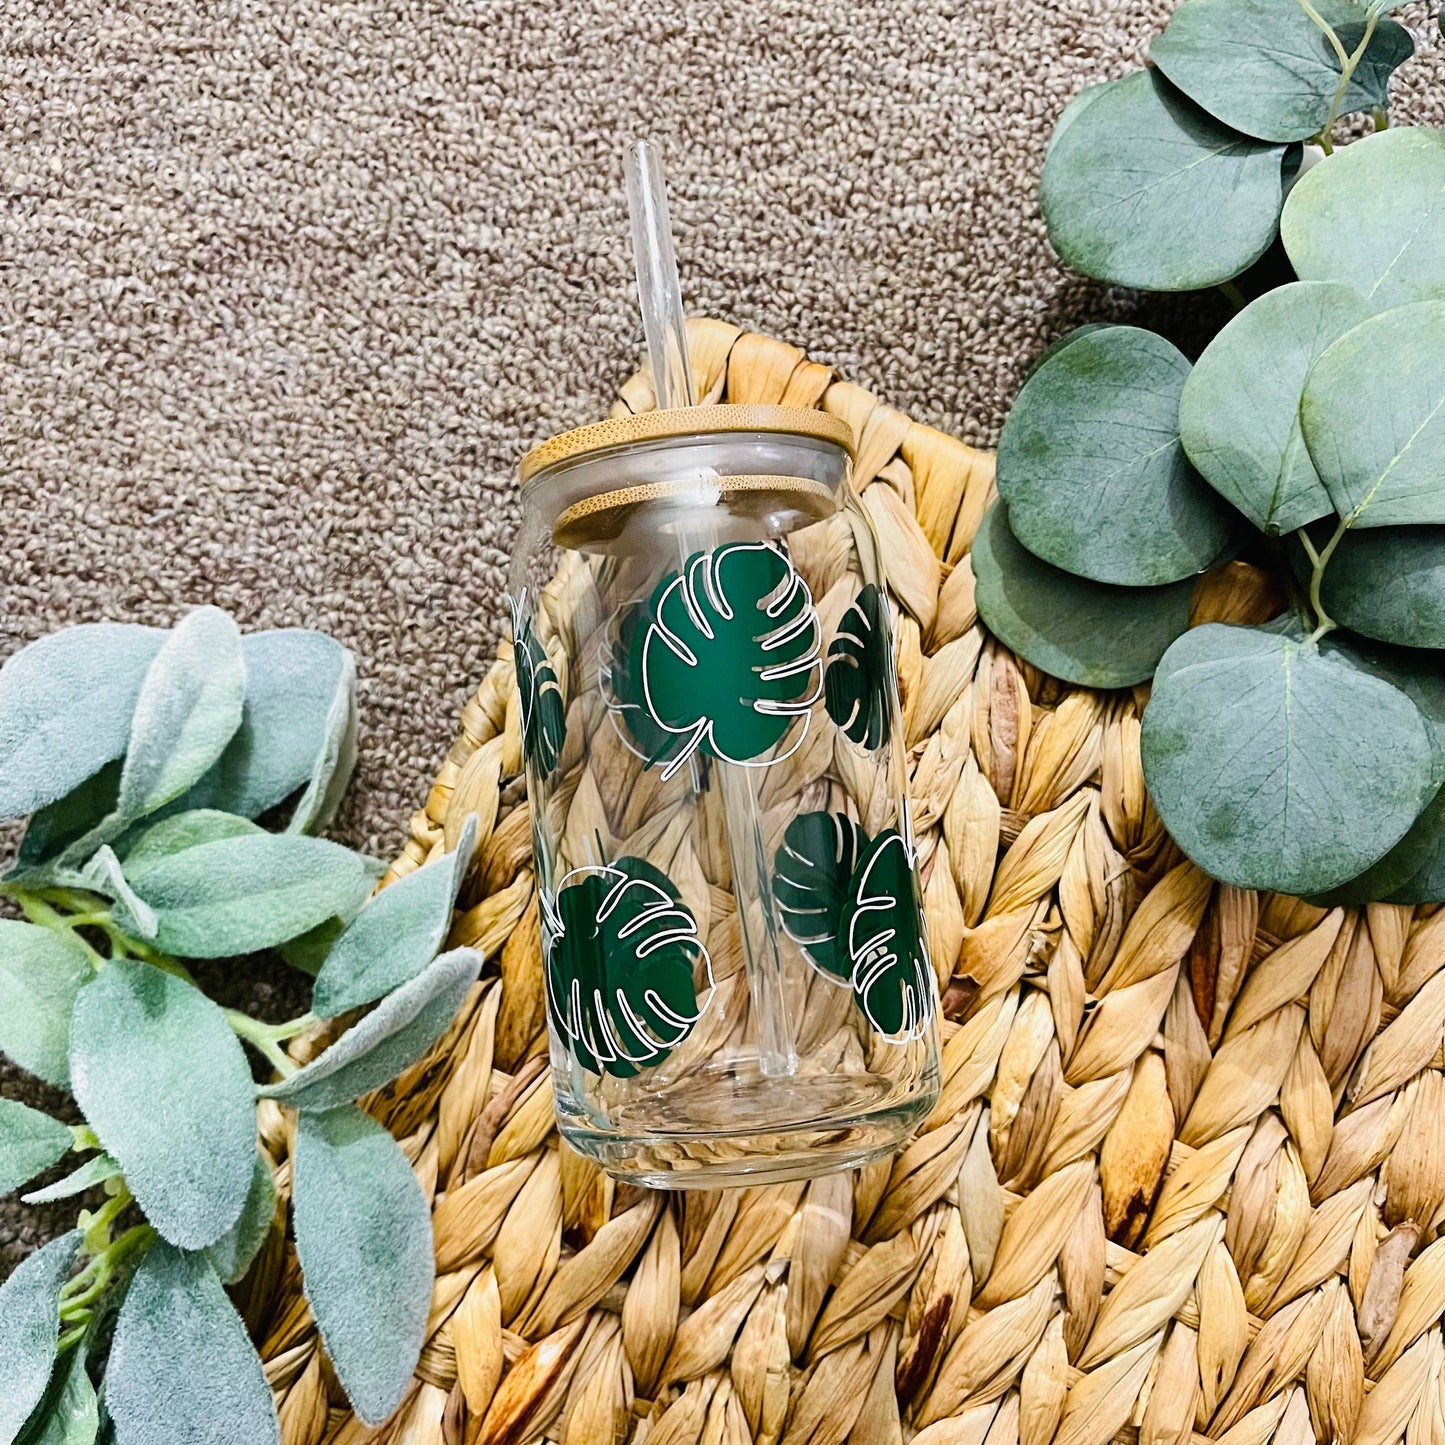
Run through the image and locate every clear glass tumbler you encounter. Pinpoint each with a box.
[508,404,941,1186]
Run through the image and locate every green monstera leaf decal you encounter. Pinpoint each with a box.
[773,811,866,981]
[772,813,935,1043]
[634,542,822,779]
[842,828,934,1043]
[542,856,714,1078]
[510,592,565,776]
[601,599,675,769]
[825,583,894,750]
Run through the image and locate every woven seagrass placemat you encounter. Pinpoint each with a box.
[250,322,1445,1445]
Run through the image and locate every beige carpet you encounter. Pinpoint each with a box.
[1,0,1439,1264]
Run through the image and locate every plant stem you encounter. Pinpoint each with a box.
[59,1223,155,1324]
[1296,0,1378,152]
[1298,517,1350,643]
[1217,280,1248,312]
[8,891,107,969]
[224,1009,302,1077]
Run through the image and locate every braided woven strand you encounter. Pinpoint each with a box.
[248,322,1445,1445]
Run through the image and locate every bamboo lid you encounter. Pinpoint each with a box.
[518,403,856,486]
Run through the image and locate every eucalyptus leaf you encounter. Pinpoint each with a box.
[173,631,355,822]
[773,812,865,981]
[1300,301,1445,526]
[116,833,376,959]
[972,503,1195,688]
[1141,624,1434,893]
[105,1243,279,1445]
[1149,0,1411,143]
[1317,527,1445,649]
[1039,70,1287,290]
[312,815,477,1017]
[996,327,1235,586]
[16,1348,97,1445]
[0,625,164,822]
[0,1100,73,1197]
[1179,281,1372,532]
[113,608,247,820]
[1282,127,1445,313]
[205,1152,277,1285]
[0,1230,82,1445]
[1322,635,1445,787]
[0,923,94,1089]
[21,1153,120,1205]
[1313,783,1445,905]
[70,960,255,1249]
[292,1106,433,1425]
[1383,784,1445,903]
[260,947,481,1111]
[1338,18,1415,115]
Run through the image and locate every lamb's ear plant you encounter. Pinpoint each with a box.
[978,0,1444,902]
[0,608,482,1444]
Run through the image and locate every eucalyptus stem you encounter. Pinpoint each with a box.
[1297,517,1350,642]
[1296,0,1379,152]
[1218,280,1248,312]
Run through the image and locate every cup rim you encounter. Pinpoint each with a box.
[518,403,857,487]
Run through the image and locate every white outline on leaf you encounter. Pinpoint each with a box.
[541,862,716,1074]
[846,829,935,1044]
[639,542,823,780]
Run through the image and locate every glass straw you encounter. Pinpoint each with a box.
[623,139,798,1078]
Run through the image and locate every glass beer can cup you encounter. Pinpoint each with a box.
[508,404,941,1186]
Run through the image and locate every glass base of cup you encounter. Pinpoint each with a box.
[555,1068,939,1188]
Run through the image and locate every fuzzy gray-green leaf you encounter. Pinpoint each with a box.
[174,630,355,822]
[17,1347,98,1445]
[118,811,264,875]
[1149,0,1411,142]
[0,1100,72,1198]
[0,1230,82,1445]
[105,1242,279,1445]
[117,832,375,959]
[1301,301,1445,527]
[114,608,247,820]
[262,947,481,1111]
[205,1152,277,1285]
[292,1106,433,1424]
[1282,127,1445,313]
[21,1152,120,1205]
[312,816,477,1016]
[286,651,359,836]
[1142,625,1434,894]
[1179,281,1371,533]
[972,502,1195,687]
[0,923,94,1089]
[1040,70,1287,291]
[0,625,164,823]
[69,960,255,1249]
[996,326,1235,585]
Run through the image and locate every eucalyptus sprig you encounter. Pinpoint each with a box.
[978,0,1444,903]
[0,608,481,1444]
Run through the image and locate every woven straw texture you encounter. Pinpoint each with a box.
[250,324,1445,1445]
